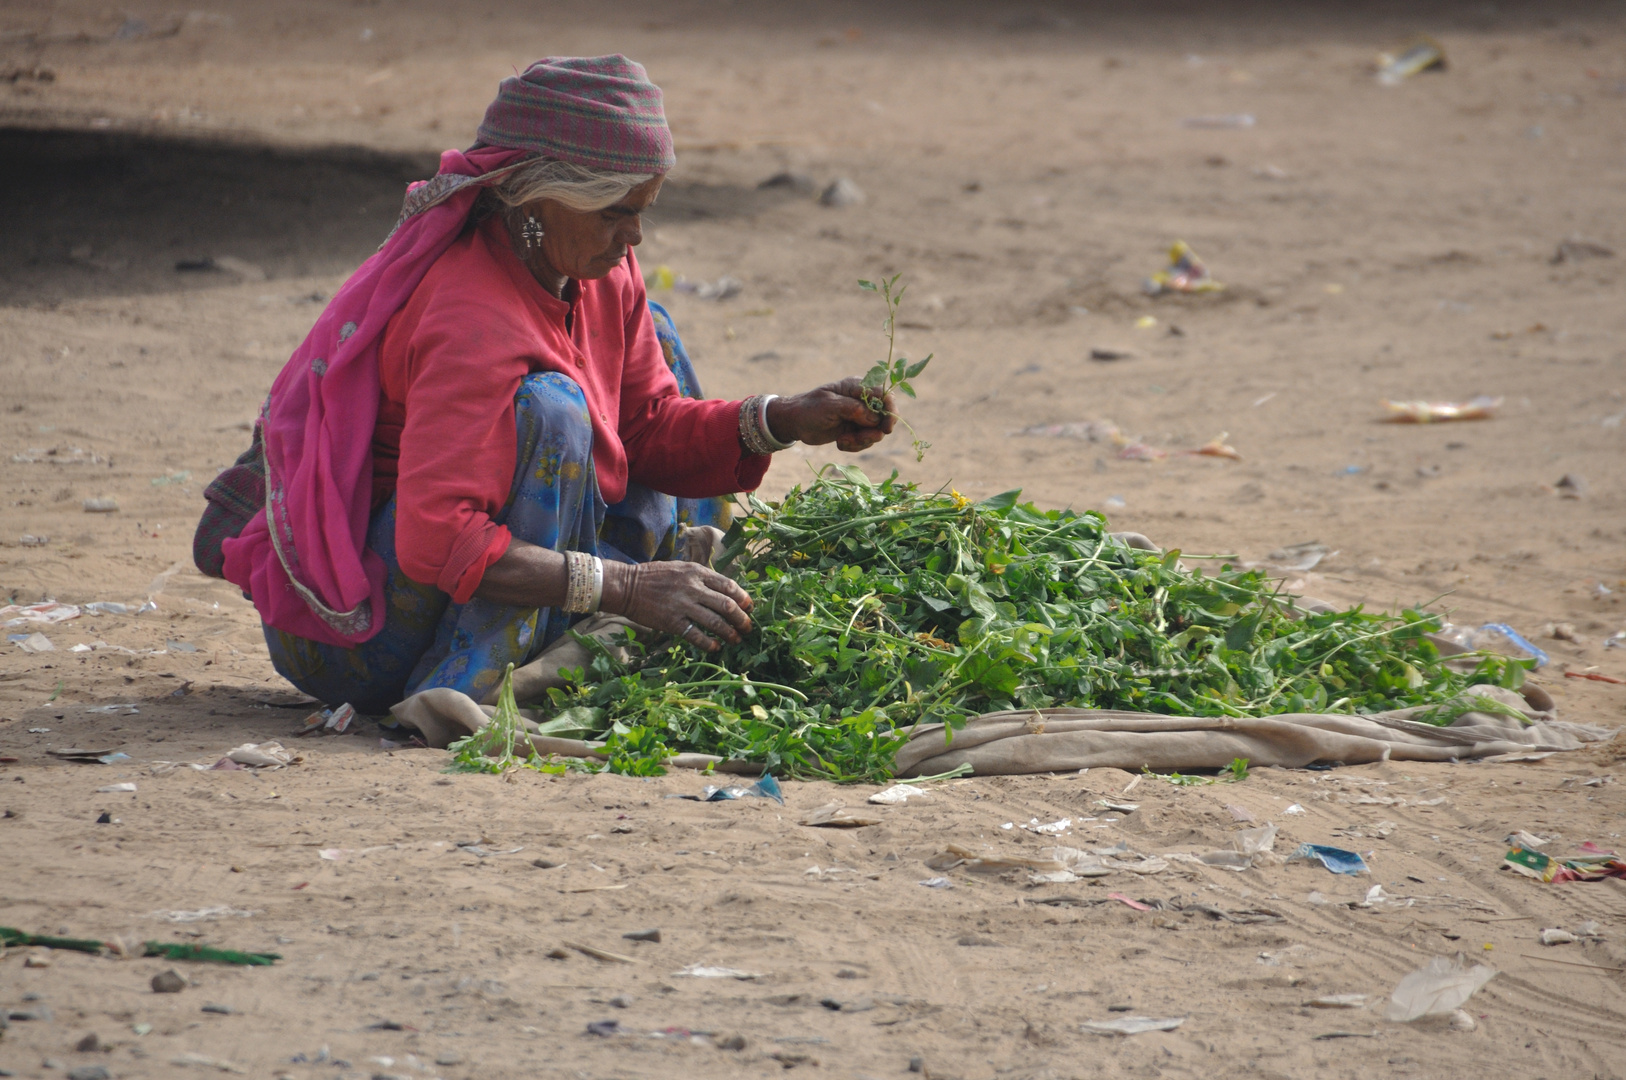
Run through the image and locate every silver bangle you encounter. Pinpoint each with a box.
[589,555,603,613]
[756,393,795,452]
[562,550,600,613]
[738,394,771,456]
[739,393,794,456]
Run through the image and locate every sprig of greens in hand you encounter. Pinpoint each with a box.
[858,274,932,461]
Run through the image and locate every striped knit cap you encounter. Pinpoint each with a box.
[477,55,675,174]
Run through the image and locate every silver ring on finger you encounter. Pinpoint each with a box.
[682,619,697,638]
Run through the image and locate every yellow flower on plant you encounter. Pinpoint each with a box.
[949,489,970,509]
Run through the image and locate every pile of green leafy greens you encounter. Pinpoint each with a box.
[518,468,1528,780]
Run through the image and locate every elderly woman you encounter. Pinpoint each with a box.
[193,56,895,712]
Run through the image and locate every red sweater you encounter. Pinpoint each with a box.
[371,216,767,603]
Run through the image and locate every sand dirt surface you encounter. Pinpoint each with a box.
[1,2,1624,1077]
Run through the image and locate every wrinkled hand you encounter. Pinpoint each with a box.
[603,561,754,652]
[766,378,896,452]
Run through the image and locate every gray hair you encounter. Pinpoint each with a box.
[488,156,654,213]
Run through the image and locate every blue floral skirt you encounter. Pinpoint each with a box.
[263,302,729,711]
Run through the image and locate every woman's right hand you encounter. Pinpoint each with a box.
[602,560,754,652]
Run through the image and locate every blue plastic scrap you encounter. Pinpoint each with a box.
[1288,843,1369,875]
[1477,623,1550,668]
[702,773,784,805]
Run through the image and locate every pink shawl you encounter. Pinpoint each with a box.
[221,146,531,646]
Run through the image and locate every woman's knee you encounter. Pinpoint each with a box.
[515,372,589,427]
[513,372,594,480]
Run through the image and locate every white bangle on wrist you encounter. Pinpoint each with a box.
[562,550,604,614]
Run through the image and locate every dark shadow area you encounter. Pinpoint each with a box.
[0,128,779,307]
[0,127,438,305]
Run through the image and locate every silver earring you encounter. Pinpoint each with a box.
[522,214,544,250]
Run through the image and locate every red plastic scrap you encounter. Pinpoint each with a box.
[1564,671,1624,685]
[1108,892,1152,911]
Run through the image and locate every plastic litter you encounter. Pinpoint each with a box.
[224,742,296,769]
[673,964,764,980]
[11,632,55,653]
[1539,928,1577,945]
[868,785,928,805]
[0,601,80,627]
[1284,803,1305,814]
[1383,955,1496,1022]
[1433,622,1549,667]
[82,497,119,513]
[150,906,256,923]
[918,877,954,889]
[1197,850,1252,871]
[1081,1015,1186,1035]
[1107,893,1152,911]
[297,702,356,736]
[1234,823,1278,854]
[1382,395,1501,423]
[1359,885,1412,909]
[1565,670,1625,685]
[1248,542,1333,573]
[1288,844,1368,875]
[96,782,137,793]
[1503,843,1626,882]
[1186,433,1242,461]
[1504,830,1553,852]
[81,602,131,615]
[1,929,276,967]
[1376,38,1447,86]
[1144,241,1223,295]
[702,774,784,804]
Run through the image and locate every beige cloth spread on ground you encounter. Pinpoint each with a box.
[893,685,1611,777]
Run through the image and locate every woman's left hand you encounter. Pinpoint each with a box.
[765,378,896,452]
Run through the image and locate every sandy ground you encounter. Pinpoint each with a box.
[2,1,1625,1077]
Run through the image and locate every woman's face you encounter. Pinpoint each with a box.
[527,175,664,281]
